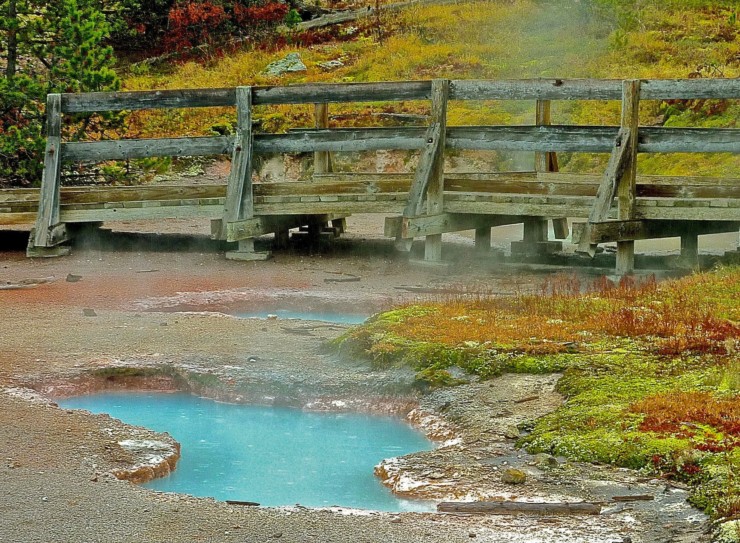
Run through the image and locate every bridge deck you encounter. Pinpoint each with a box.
[2,172,738,225]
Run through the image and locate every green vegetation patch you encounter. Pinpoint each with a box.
[336,267,740,535]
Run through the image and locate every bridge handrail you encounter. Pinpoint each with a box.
[32,77,740,269]
[59,78,740,113]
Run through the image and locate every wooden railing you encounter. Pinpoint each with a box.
[31,78,740,270]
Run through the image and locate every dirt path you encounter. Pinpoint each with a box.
[0,219,711,542]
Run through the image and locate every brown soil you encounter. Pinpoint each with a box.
[0,216,716,542]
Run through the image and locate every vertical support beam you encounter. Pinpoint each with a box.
[33,94,63,248]
[536,100,569,240]
[681,233,699,269]
[616,80,641,275]
[475,227,491,254]
[400,79,448,262]
[224,86,269,260]
[314,103,331,175]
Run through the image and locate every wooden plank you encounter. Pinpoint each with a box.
[617,80,641,274]
[387,213,524,239]
[33,93,63,248]
[638,127,739,153]
[254,128,425,154]
[572,219,740,244]
[450,78,740,101]
[257,178,412,197]
[225,213,346,242]
[447,125,618,153]
[59,79,740,113]
[536,99,568,240]
[58,126,739,164]
[221,86,255,239]
[314,103,331,174]
[636,205,740,221]
[62,136,234,162]
[252,81,431,105]
[61,88,237,113]
[437,501,601,516]
[450,79,623,101]
[60,204,223,222]
[254,201,406,215]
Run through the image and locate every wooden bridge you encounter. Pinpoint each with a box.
[1,78,739,273]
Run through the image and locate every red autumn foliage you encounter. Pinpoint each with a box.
[233,2,289,26]
[631,391,740,438]
[165,1,229,50]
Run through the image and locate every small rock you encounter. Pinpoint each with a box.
[503,426,521,439]
[318,60,344,71]
[469,532,477,538]
[263,53,307,76]
[247,356,259,363]
[267,314,278,320]
[83,308,97,317]
[533,453,559,469]
[501,468,527,485]
[428,471,445,480]
[66,274,82,282]
[270,533,283,539]
[41,496,48,502]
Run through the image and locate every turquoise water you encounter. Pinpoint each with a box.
[59,393,433,511]
[236,309,368,324]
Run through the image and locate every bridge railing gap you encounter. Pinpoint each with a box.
[18,78,740,272]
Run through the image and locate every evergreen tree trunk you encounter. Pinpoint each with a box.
[5,0,17,79]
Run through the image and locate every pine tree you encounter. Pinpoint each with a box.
[0,0,120,184]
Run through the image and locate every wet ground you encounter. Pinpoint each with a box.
[2,215,735,542]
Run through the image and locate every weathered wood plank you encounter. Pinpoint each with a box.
[638,127,740,153]
[451,78,740,101]
[437,501,601,515]
[225,213,346,242]
[60,204,223,222]
[61,88,237,113]
[314,103,331,174]
[33,93,63,248]
[572,219,740,244]
[62,136,234,161]
[254,128,425,153]
[387,213,524,239]
[447,126,618,152]
[252,81,432,105]
[616,80,641,274]
[60,79,740,113]
[221,87,255,239]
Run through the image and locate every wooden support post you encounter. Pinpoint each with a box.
[224,86,269,260]
[402,79,449,262]
[314,103,331,175]
[536,100,569,240]
[616,80,641,275]
[30,93,70,256]
[475,227,491,254]
[681,233,699,269]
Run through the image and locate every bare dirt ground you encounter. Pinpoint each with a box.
[1,214,729,543]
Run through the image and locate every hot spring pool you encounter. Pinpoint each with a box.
[236,309,368,324]
[59,392,433,511]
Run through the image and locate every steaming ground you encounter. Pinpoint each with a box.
[0,217,727,542]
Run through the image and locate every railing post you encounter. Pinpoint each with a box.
[29,93,69,256]
[616,80,641,275]
[314,103,331,174]
[423,79,449,262]
[223,86,269,260]
[536,99,569,240]
[401,79,449,262]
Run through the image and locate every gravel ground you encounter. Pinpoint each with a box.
[0,216,719,542]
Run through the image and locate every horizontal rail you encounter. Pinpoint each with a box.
[62,88,237,113]
[62,136,233,161]
[59,78,740,112]
[450,78,740,101]
[59,125,740,162]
